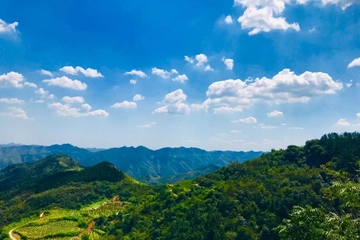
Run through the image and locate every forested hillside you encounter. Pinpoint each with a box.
[0,144,262,181]
[1,132,359,239]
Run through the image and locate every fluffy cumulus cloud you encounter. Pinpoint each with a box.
[152,68,178,79]
[124,70,147,78]
[62,96,85,104]
[48,102,108,117]
[35,88,49,96]
[43,76,87,90]
[0,72,24,88]
[0,98,24,104]
[357,113,360,118]
[152,68,188,83]
[153,89,190,115]
[185,54,213,71]
[202,69,342,113]
[335,118,350,127]
[234,116,257,124]
[130,79,137,84]
[222,57,234,70]
[235,0,300,35]
[59,66,103,78]
[348,57,360,68]
[224,15,233,24]
[172,74,188,83]
[3,107,30,120]
[24,82,37,88]
[111,101,137,109]
[0,19,18,35]
[267,110,284,117]
[40,69,53,76]
[133,94,145,101]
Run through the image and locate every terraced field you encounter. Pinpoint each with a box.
[7,200,124,240]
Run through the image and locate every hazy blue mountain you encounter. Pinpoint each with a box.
[0,144,263,181]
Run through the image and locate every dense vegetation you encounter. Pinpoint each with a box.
[1,132,359,239]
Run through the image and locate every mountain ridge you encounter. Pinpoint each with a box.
[0,144,263,181]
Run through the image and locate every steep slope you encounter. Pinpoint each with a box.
[0,154,128,228]
[0,144,263,180]
[0,154,83,191]
[94,132,360,239]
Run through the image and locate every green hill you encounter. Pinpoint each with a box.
[1,132,360,239]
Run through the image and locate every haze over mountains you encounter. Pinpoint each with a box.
[0,144,263,181]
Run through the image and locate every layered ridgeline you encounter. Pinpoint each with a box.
[0,144,262,181]
[1,132,360,239]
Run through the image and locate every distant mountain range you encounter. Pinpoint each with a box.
[0,144,263,180]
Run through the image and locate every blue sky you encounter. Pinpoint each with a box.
[0,0,359,151]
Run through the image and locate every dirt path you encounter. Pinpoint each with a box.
[9,228,18,240]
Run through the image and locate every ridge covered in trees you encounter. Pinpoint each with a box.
[0,132,359,239]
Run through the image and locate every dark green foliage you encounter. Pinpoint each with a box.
[1,132,360,239]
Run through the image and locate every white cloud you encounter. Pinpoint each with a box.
[164,89,187,103]
[230,130,242,133]
[335,118,350,127]
[124,70,147,78]
[48,102,108,117]
[59,66,103,78]
[203,69,342,113]
[153,102,190,115]
[130,79,137,84]
[40,70,53,76]
[172,74,188,83]
[190,103,209,112]
[348,57,360,68]
[195,54,208,67]
[0,72,24,88]
[235,0,300,35]
[35,100,44,104]
[81,103,92,111]
[0,19,18,35]
[204,65,214,71]
[0,98,24,104]
[222,57,234,70]
[111,101,137,109]
[184,56,194,64]
[357,113,360,118]
[237,116,257,124]
[289,127,304,130]
[62,96,85,104]
[213,106,243,114]
[153,89,190,115]
[224,15,233,24]
[133,94,145,101]
[3,107,29,120]
[138,122,156,128]
[43,76,87,90]
[267,110,284,117]
[185,54,213,71]
[152,68,172,79]
[259,123,277,129]
[24,82,37,88]
[48,94,55,99]
[321,0,358,9]
[35,88,48,96]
